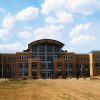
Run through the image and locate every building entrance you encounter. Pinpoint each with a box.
[41,72,46,79]
[48,72,53,78]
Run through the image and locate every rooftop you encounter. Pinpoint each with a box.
[28,39,64,48]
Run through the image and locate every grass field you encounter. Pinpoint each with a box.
[0,78,100,100]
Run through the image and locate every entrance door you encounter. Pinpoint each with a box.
[41,72,46,79]
[48,72,53,78]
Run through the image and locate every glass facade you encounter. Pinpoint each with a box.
[96,63,100,69]
[96,56,100,60]
[30,44,61,78]
[65,63,73,76]
[19,63,28,77]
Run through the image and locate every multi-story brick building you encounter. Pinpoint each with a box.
[0,39,100,79]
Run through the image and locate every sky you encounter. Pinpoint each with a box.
[0,0,100,53]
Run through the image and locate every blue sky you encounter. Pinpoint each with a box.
[0,0,100,53]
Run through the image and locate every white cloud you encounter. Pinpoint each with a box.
[45,11,73,24]
[45,16,56,24]
[33,24,64,40]
[41,0,100,26]
[41,0,66,16]
[66,0,100,15]
[0,8,7,13]
[34,24,64,34]
[16,7,39,21]
[70,35,95,45]
[17,24,64,44]
[41,0,100,16]
[69,22,91,38]
[56,11,73,24]
[2,14,15,29]
[0,42,25,53]
[18,31,33,39]
[0,28,11,41]
[69,22,95,45]
[1,6,39,30]
[41,0,73,24]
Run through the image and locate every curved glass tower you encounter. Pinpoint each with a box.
[27,39,64,78]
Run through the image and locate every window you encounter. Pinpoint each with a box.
[24,63,28,76]
[32,53,37,56]
[65,63,73,76]
[7,56,15,61]
[24,71,28,76]
[32,62,37,72]
[65,63,73,69]
[76,63,81,68]
[32,62,37,70]
[54,53,60,58]
[19,63,28,77]
[47,56,52,61]
[47,45,52,52]
[54,46,60,52]
[47,53,52,56]
[39,45,45,52]
[32,56,37,59]
[57,71,62,76]
[57,62,62,69]
[39,56,45,61]
[41,63,46,69]
[68,71,73,75]
[24,55,28,60]
[48,63,53,69]
[64,56,72,60]
[39,53,45,56]
[96,63,100,69]
[24,63,28,69]
[55,53,59,56]
[96,56,100,60]
[20,55,28,60]
[80,57,88,61]
[32,45,37,52]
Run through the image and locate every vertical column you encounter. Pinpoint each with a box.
[37,45,39,59]
[68,63,69,76]
[81,63,84,77]
[52,45,55,59]
[89,53,93,77]
[62,61,65,75]
[83,64,85,77]
[92,63,95,76]
[45,44,48,78]
[28,61,32,78]
[13,63,16,78]
[23,63,25,78]
[73,63,76,77]
[37,61,41,79]
[15,63,19,78]
[53,61,57,78]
